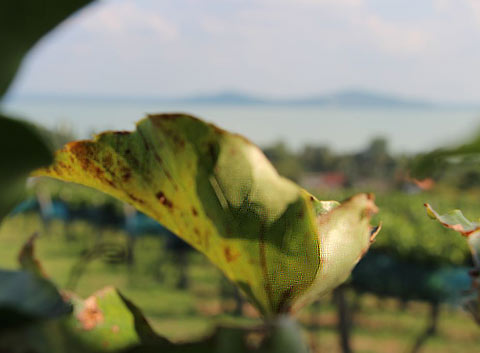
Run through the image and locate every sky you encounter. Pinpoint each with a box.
[7,0,480,102]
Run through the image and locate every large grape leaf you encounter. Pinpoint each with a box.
[35,114,380,316]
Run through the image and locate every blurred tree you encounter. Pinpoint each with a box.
[263,141,303,182]
[299,145,334,172]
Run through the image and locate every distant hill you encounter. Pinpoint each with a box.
[175,90,434,108]
[176,91,267,105]
[288,90,433,108]
[11,90,456,108]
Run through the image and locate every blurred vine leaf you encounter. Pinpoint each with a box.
[0,115,52,221]
[35,114,380,316]
[425,204,480,324]
[0,270,71,330]
[0,0,93,98]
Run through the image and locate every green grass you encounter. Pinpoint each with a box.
[1,213,479,352]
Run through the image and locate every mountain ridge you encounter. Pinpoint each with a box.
[9,89,477,109]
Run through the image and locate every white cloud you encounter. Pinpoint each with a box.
[466,0,480,25]
[68,1,179,41]
[364,15,430,54]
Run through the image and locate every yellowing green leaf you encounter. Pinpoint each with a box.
[35,114,379,316]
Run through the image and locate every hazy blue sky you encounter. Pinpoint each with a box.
[8,0,480,102]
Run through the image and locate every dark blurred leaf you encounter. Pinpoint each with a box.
[0,270,72,329]
[0,115,52,220]
[0,0,93,97]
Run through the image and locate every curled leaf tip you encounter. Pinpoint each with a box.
[370,222,382,243]
[424,204,479,237]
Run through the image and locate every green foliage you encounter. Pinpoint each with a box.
[35,114,380,316]
[264,136,400,189]
[263,141,304,182]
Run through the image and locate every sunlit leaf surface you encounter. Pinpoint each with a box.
[36,114,379,316]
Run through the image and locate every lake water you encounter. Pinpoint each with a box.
[3,97,480,154]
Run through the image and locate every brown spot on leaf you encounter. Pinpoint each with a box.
[77,296,103,331]
[94,166,105,178]
[121,167,132,182]
[191,207,198,216]
[224,246,240,263]
[111,325,120,333]
[106,179,117,189]
[156,191,173,208]
[127,193,145,204]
